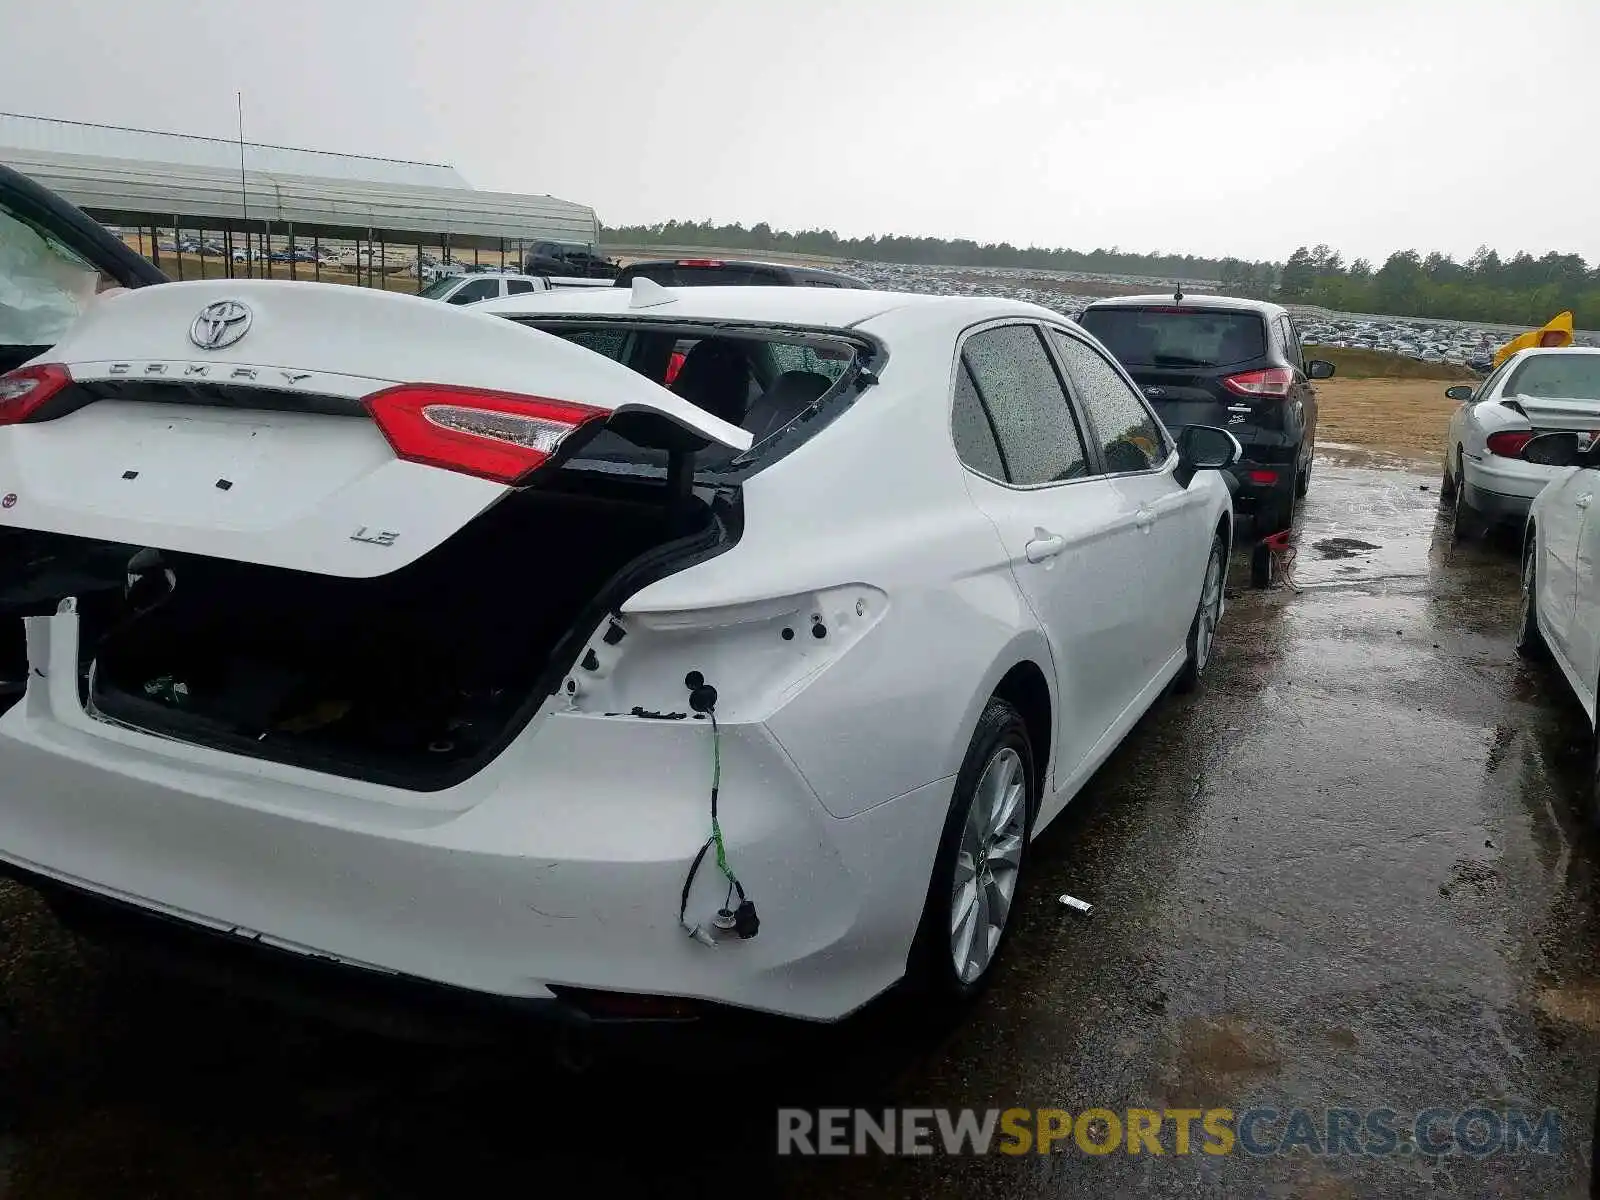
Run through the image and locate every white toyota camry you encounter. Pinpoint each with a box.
[0,278,1238,1027]
[1443,347,1600,540]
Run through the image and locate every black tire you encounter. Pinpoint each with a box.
[1256,480,1297,538]
[1439,464,1457,503]
[1451,459,1485,541]
[1249,542,1274,589]
[1516,532,1549,661]
[1295,443,1313,499]
[907,698,1035,1006]
[1174,530,1227,693]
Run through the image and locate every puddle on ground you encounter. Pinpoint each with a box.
[1313,536,1382,559]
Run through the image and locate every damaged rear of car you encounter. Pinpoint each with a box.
[0,278,903,1025]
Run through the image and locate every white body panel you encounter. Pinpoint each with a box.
[1,280,748,576]
[0,284,1232,1021]
[1531,463,1600,722]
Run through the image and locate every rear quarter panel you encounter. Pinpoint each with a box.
[627,306,1054,820]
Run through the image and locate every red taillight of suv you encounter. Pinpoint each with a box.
[1221,367,1295,399]
[365,384,606,485]
[1485,431,1535,458]
[0,364,72,424]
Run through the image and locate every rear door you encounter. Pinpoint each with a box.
[0,279,750,584]
[1048,326,1210,671]
[1281,315,1318,461]
[951,321,1149,788]
[1077,305,1271,443]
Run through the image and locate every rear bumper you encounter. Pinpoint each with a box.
[1227,457,1296,508]
[0,611,948,1025]
[9,858,802,1059]
[1461,478,1533,523]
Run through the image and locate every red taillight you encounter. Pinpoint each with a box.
[665,350,686,385]
[0,364,72,424]
[364,384,605,485]
[1222,367,1295,399]
[1246,468,1279,485]
[1486,431,1535,458]
[676,259,724,268]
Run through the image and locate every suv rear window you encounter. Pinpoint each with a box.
[1078,307,1267,369]
[618,263,784,287]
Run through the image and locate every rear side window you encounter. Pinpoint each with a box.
[505,279,538,295]
[961,325,1091,485]
[951,363,1007,479]
[1051,331,1169,473]
[447,277,500,305]
[1078,307,1267,368]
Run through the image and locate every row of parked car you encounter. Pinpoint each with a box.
[0,161,1334,1039]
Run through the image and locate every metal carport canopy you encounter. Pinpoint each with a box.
[2,147,598,250]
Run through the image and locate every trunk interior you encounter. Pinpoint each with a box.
[9,478,723,790]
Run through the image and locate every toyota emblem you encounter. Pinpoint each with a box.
[1143,386,1166,399]
[1,494,15,509]
[188,300,253,350]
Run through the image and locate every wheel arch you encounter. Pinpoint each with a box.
[948,630,1056,810]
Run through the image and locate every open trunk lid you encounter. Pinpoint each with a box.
[0,279,750,583]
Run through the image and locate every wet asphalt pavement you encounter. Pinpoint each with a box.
[3,458,1600,1198]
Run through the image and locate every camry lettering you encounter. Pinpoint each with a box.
[281,371,312,385]
[144,363,167,375]
[184,365,210,377]
[108,363,130,375]
[230,367,258,381]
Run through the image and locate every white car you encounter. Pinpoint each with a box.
[1442,347,1600,539]
[0,278,1238,1026]
[1518,428,1600,816]
[417,272,612,306]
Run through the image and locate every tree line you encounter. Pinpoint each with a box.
[601,219,1232,281]
[603,219,1600,328]
[1255,244,1600,328]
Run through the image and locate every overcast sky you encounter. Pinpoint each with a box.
[5,0,1597,265]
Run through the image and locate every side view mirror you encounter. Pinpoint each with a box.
[1306,359,1336,380]
[1175,424,1243,488]
[1444,384,1476,402]
[1520,431,1588,468]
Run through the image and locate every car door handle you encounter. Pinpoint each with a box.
[1135,507,1156,530]
[1025,533,1066,563]
[1579,495,1593,509]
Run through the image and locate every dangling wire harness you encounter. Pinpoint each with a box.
[677,679,759,944]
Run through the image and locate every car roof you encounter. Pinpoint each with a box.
[1080,293,1286,317]
[473,284,1065,329]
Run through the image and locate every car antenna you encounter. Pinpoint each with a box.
[1174,283,1184,302]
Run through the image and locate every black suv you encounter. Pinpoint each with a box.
[613,258,866,289]
[1077,294,1334,534]
[522,242,619,279]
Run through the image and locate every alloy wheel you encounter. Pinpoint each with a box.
[950,746,1027,984]
[1194,542,1225,674]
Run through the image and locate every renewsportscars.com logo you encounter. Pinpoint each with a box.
[777,1106,1563,1158]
